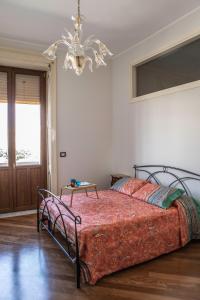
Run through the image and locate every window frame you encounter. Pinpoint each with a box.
[0,66,46,169]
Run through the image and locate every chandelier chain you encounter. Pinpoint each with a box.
[78,0,80,19]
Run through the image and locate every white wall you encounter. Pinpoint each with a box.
[1,6,200,192]
[0,40,112,191]
[57,53,112,189]
[111,8,200,176]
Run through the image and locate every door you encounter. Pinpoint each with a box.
[0,66,47,213]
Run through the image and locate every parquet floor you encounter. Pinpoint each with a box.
[0,214,199,300]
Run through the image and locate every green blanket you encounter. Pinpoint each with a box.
[193,197,200,219]
[177,196,200,240]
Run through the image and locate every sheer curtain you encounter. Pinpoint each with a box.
[47,61,58,194]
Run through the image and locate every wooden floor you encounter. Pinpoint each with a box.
[0,215,199,300]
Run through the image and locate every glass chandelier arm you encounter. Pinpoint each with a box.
[43,43,58,60]
[85,56,93,72]
[92,49,107,67]
[56,39,71,47]
[43,39,71,61]
[94,40,113,56]
[64,53,73,70]
[63,29,74,42]
[83,35,95,49]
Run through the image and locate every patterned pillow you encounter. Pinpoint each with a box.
[132,182,159,201]
[111,177,147,196]
[132,182,184,209]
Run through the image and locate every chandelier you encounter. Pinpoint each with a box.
[43,0,113,76]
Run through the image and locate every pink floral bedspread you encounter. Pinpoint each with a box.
[40,190,189,284]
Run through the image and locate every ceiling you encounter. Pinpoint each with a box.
[0,0,200,54]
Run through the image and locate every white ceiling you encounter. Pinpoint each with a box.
[0,0,200,54]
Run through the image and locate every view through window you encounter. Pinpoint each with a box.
[0,72,8,165]
[15,74,41,165]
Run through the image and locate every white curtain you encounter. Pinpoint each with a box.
[47,61,58,194]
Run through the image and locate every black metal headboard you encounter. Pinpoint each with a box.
[133,165,200,197]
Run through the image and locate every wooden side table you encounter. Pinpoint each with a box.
[111,174,129,186]
[60,184,99,207]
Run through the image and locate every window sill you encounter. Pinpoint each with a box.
[130,79,200,103]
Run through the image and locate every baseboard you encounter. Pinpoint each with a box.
[0,209,37,219]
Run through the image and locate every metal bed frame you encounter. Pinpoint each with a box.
[133,164,200,196]
[37,189,82,288]
[37,165,200,288]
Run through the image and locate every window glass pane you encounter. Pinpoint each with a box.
[136,37,200,97]
[15,74,41,165]
[0,72,8,166]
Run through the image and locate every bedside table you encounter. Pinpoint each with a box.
[111,174,129,186]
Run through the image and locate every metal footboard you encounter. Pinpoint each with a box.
[37,188,82,288]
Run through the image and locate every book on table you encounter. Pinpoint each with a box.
[78,181,91,186]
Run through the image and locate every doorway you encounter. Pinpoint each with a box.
[0,66,47,212]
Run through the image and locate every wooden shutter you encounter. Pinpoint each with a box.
[0,72,7,103]
[15,74,40,104]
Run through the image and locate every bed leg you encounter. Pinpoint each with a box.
[37,188,40,233]
[48,219,52,232]
[37,212,40,233]
[76,260,81,289]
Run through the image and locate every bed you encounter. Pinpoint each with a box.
[37,165,200,288]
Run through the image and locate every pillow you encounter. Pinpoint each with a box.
[132,182,184,209]
[132,182,159,201]
[111,177,147,196]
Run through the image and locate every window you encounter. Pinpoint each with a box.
[0,72,8,165]
[133,36,200,98]
[0,66,47,212]
[15,74,41,165]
